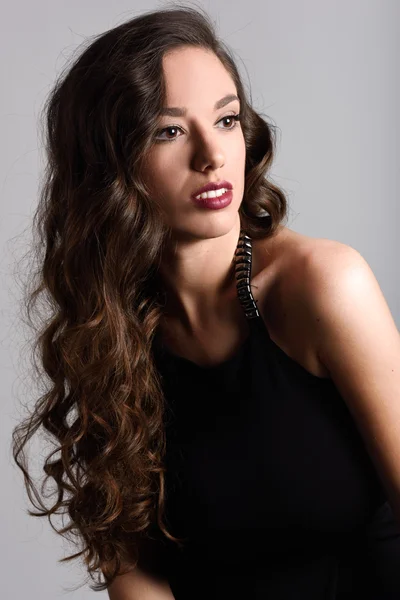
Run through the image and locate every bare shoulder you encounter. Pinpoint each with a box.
[285,231,372,298]
[266,226,363,287]
[253,224,349,272]
[254,226,369,379]
[275,226,374,331]
[277,227,397,360]
[278,231,400,519]
[253,225,353,294]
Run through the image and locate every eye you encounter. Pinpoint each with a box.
[155,113,242,143]
[155,125,183,142]
[217,114,242,130]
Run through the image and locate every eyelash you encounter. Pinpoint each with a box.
[155,113,242,143]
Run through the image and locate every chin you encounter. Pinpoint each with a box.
[171,216,241,243]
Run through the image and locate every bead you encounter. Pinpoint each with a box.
[234,229,260,319]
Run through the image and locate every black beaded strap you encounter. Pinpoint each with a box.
[234,229,260,319]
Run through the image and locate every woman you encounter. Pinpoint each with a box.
[12,4,400,599]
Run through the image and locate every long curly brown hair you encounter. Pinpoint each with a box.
[11,2,288,592]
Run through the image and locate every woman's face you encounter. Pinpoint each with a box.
[142,46,246,241]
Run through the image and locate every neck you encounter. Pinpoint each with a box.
[158,220,242,333]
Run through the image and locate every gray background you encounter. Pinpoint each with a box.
[1,0,399,598]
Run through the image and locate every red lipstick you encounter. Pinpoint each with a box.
[191,180,233,210]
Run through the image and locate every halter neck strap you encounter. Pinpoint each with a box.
[234,229,260,320]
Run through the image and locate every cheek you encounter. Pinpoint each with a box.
[142,153,174,193]
[152,159,181,194]
[232,139,246,178]
[142,155,183,208]
[230,132,246,160]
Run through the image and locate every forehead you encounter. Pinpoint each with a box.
[161,47,236,107]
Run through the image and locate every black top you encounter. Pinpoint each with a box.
[151,231,400,599]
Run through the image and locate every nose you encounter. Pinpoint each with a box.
[191,131,225,172]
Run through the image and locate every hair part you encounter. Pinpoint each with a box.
[11,2,288,592]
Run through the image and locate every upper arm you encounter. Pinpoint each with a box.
[107,534,174,599]
[107,565,175,600]
[298,240,400,519]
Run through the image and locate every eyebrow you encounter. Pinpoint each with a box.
[160,94,240,117]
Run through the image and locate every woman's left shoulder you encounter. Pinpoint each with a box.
[259,227,378,330]
[278,229,379,299]
[289,232,400,522]
[287,230,367,281]
[285,230,395,347]
[267,226,362,272]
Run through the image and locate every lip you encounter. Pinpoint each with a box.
[191,180,233,199]
[191,189,233,210]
